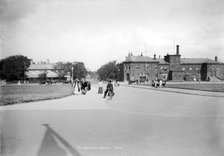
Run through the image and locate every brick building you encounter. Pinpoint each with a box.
[117,45,224,82]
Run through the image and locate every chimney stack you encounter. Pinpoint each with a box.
[215,56,218,61]
[176,45,179,55]
[154,54,156,60]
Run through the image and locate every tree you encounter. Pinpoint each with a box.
[0,55,31,81]
[53,62,72,81]
[97,61,118,80]
[38,72,47,81]
[72,62,88,79]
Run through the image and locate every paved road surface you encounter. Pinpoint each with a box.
[1,86,224,156]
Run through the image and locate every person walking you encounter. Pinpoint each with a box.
[154,77,158,88]
[73,78,80,95]
[103,80,114,98]
[80,79,88,95]
[98,80,103,94]
[159,79,162,87]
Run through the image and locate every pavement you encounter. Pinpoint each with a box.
[1,85,224,156]
[122,83,224,98]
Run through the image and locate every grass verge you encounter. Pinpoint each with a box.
[164,83,224,92]
[0,84,74,106]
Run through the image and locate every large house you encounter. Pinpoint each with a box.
[26,62,58,82]
[26,61,71,82]
[117,45,224,82]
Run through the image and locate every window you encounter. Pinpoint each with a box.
[189,68,192,70]
[146,65,149,70]
[136,66,139,69]
[182,68,185,71]
[160,67,163,69]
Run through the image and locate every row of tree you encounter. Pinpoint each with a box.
[0,55,88,81]
[0,55,120,82]
[54,61,88,80]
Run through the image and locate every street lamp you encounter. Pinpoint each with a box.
[71,66,74,84]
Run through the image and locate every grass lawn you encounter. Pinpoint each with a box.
[165,83,224,92]
[0,84,74,106]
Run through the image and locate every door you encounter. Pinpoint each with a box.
[126,73,130,81]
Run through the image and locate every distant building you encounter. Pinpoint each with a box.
[26,62,59,81]
[117,45,224,82]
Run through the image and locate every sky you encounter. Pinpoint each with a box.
[0,0,224,71]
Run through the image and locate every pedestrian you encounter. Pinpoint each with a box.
[154,77,158,88]
[73,78,80,95]
[98,80,103,94]
[87,81,91,91]
[115,80,120,87]
[103,80,114,98]
[80,79,88,95]
[159,79,162,87]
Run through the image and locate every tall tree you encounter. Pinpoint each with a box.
[0,55,31,81]
[53,62,72,81]
[71,62,87,79]
[97,61,118,80]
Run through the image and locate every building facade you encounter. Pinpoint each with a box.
[26,62,59,82]
[117,45,224,82]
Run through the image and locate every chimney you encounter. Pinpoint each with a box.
[215,56,218,61]
[154,54,156,60]
[141,52,143,56]
[176,45,179,55]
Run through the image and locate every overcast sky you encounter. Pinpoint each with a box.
[1,0,224,71]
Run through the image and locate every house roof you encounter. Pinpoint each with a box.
[181,58,223,64]
[28,63,55,70]
[125,55,159,63]
[124,55,223,65]
[156,58,169,64]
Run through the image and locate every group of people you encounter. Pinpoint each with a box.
[72,78,91,95]
[152,78,166,88]
[72,78,116,99]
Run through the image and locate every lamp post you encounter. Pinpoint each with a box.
[71,66,74,84]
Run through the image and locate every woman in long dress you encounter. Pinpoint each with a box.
[73,79,80,95]
[98,80,103,94]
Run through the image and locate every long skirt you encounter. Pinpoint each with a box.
[98,87,103,94]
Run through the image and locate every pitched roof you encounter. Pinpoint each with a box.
[28,63,55,70]
[181,58,223,64]
[125,55,159,63]
[156,58,169,64]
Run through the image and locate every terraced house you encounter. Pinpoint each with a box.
[117,45,224,82]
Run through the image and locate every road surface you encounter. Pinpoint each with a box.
[1,85,224,156]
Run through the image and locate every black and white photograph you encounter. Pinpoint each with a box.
[0,0,224,155]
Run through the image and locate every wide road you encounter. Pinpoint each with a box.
[1,85,224,156]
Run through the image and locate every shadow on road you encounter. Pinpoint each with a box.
[37,124,81,156]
